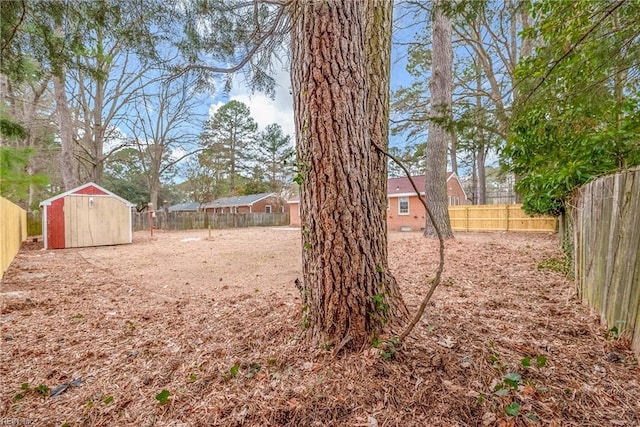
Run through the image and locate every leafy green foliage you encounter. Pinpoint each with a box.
[103,147,182,211]
[199,100,257,195]
[155,389,170,405]
[505,402,520,416]
[256,123,295,193]
[34,384,50,395]
[486,349,547,421]
[223,363,241,382]
[504,0,640,215]
[0,117,28,139]
[0,146,49,203]
[503,373,522,390]
[607,326,620,340]
[177,1,286,96]
[380,337,401,360]
[370,293,390,326]
[536,355,547,368]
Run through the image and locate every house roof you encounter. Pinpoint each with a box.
[204,192,274,209]
[387,173,456,197]
[40,182,135,207]
[168,202,201,212]
[287,173,461,203]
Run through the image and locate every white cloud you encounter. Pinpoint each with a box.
[208,69,295,138]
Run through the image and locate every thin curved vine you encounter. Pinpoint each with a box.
[373,143,446,342]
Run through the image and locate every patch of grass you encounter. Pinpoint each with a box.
[34,384,50,395]
[537,256,573,279]
[222,363,240,382]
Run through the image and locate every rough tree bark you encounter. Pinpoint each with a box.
[424,0,454,238]
[53,73,80,191]
[475,64,487,205]
[291,0,407,351]
[53,23,80,191]
[364,0,409,323]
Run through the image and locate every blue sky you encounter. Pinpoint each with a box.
[205,11,417,152]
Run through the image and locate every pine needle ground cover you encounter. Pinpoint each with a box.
[1,229,638,426]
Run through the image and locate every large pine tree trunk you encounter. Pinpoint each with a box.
[291,0,407,351]
[364,0,408,326]
[424,0,454,239]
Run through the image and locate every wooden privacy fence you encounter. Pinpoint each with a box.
[132,211,290,231]
[572,167,640,355]
[1,196,27,279]
[448,204,557,232]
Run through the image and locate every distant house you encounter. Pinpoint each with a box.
[288,173,468,230]
[40,182,134,250]
[167,202,201,213]
[204,193,287,214]
[387,173,467,231]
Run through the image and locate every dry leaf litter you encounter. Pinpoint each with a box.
[1,228,638,426]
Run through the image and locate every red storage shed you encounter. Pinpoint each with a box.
[40,182,135,250]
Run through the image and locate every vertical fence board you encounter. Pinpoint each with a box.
[447,204,556,232]
[611,173,640,337]
[1,197,27,279]
[604,173,624,325]
[573,167,640,355]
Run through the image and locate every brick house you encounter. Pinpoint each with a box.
[288,173,468,230]
[387,173,467,231]
[204,193,287,214]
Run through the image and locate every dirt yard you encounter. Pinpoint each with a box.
[1,228,638,426]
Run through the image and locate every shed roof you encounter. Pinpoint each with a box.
[204,192,274,209]
[168,202,201,212]
[40,182,135,207]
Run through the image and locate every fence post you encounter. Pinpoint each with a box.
[465,206,469,232]
[505,205,510,231]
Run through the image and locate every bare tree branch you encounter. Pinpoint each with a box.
[170,3,287,81]
[0,0,27,56]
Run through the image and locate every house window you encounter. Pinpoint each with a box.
[280,206,285,213]
[265,205,272,214]
[398,197,409,215]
